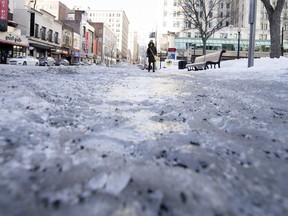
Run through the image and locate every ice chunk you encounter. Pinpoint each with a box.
[104,171,131,196]
[88,172,108,191]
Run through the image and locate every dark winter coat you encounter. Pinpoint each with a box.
[146,42,157,63]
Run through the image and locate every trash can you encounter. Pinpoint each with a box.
[178,60,187,69]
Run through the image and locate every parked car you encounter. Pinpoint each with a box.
[38,57,55,66]
[71,61,84,66]
[55,58,70,66]
[9,56,39,66]
[83,61,92,66]
[72,61,92,66]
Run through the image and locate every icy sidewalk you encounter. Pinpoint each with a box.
[0,62,287,216]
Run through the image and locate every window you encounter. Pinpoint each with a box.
[35,24,39,38]
[220,33,228,38]
[63,31,70,46]
[40,27,46,40]
[12,45,26,58]
[47,29,53,42]
[195,32,201,38]
[54,32,59,44]
[259,34,263,40]
[173,0,177,6]
[83,26,86,37]
[200,11,203,18]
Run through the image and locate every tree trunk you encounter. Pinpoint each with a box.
[261,0,285,58]
[269,13,282,58]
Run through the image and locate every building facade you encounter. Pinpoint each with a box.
[1,0,63,62]
[0,0,28,64]
[90,22,117,65]
[159,0,288,59]
[86,9,129,60]
[11,0,98,64]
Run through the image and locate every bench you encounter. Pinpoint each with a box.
[186,50,226,71]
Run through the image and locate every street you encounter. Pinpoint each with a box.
[0,61,287,216]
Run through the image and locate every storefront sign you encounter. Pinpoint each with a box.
[51,48,69,55]
[62,50,68,55]
[5,34,22,43]
[73,52,86,58]
[0,32,29,46]
[0,0,8,31]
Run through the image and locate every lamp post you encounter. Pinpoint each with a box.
[237,28,241,59]
[193,43,196,57]
[190,43,196,63]
[281,27,284,56]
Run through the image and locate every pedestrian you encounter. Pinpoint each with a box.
[146,40,157,72]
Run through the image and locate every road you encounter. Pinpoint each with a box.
[0,64,287,216]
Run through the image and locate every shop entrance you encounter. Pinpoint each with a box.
[0,49,7,64]
[0,44,9,64]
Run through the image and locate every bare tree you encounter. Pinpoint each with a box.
[281,7,288,55]
[260,0,285,58]
[179,0,235,55]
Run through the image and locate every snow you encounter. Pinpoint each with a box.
[0,58,288,216]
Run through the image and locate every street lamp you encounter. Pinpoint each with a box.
[237,28,241,59]
[281,27,284,56]
[190,43,196,63]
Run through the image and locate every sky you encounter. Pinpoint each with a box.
[0,57,288,215]
[61,0,161,40]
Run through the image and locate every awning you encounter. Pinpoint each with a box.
[29,42,55,50]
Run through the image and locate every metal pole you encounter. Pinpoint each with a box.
[159,52,161,69]
[281,27,284,56]
[248,0,257,68]
[237,31,241,59]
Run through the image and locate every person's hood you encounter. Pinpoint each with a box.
[148,42,154,47]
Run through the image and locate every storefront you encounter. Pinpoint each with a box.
[72,49,86,64]
[51,48,70,62]
[28,41,55,59]
[0,32,28,64]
